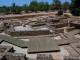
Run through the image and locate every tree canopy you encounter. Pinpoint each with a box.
[62,1,70,11]
[70,0,80,16]
[52,0,62,10]
[0,0,71,14]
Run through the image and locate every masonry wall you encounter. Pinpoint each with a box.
[7,30,52,36]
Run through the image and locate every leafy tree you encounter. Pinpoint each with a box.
[10,3,16,14]
[37,2,49,11]
[29,0,38,12]
[0,6,10,14]
[0,0,52,14]
[10,3,23,14]
[28,1,50,12]
[22,4,30,12]
[43,2,50,11]
[70,0,80,16]
[51,0,62,10]
[15,6,22,14]
[62,1,70,11]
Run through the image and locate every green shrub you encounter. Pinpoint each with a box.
[70,0,80,16]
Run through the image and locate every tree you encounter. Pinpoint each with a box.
[43,2,50,11]
[29,0,38,12]
[15,6,22,14]
[10,3,16,14]
[10,3,22,14]
[0,1,50,14]
[0,6,10,14]
[51,0,62,10]
[70,0,80,16]
[37,2,49,11]
[62,1,70,11]
[22,4,29,12]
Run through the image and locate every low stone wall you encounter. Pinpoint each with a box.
[70,23,80,29]
[7,30,52,36]
[0,12,54,20]
[51,23,68,28]
[5,53,27,60]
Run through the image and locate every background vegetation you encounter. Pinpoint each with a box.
[0,0,71,14]
[70,0,80,16]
